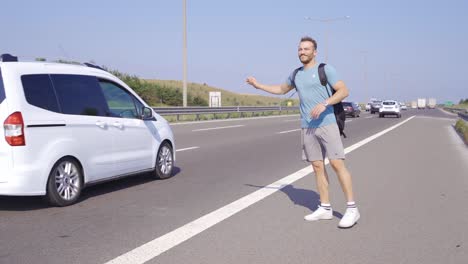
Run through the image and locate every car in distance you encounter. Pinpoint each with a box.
[0,54,176,206]
[370,100,383,114]
[365,103,371,111]
[379,100,401,118]
[342,101,361,117]
[399,102,408,110]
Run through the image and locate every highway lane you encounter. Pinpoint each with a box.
[151,112,468,264]
[0,108,465,264]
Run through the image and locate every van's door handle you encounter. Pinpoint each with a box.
[95,121,106,128]
[113,122,124,129]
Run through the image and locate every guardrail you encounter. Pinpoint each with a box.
[459,112,468,122]
[153,106,299,121]
[443,107,468,121]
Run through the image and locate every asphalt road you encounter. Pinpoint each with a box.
[0,108,466,264]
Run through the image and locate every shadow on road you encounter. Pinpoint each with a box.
[0,166,182,211]
[245,183,343,219]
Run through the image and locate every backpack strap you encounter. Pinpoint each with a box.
[318,63,335,97]
[291,66,303,89]
[318,63,347,138]
[317,63,328,86]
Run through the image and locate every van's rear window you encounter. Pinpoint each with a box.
[0,68,6,103]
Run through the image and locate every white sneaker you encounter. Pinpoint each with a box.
[338,207,360,228]
[304,206,333,221]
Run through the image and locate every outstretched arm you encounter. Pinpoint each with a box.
[246,76,294,95]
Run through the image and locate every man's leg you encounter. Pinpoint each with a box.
[311,160,330,203]
[329,159,354,202]
[303,127,333,221]
[329,159,360,228]
[304,160,333,221]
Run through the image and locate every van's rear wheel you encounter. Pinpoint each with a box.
[46,158,83,207]
[154,142,174,179]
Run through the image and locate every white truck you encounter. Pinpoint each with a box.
[417,98,426,109]
[428,98,437,109]
[411,101,417,109]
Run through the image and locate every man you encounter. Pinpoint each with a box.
[246,36,360,228]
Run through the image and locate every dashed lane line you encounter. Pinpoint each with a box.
[192,125,245,132]
[176,147,200,152]
[277,129,301,134]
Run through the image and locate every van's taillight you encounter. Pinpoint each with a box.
[4,112,25,146]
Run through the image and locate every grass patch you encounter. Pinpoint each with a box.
[145,79,299,107]
[454,119,468,144]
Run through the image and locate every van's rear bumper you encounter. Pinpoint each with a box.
[0,167,47,196]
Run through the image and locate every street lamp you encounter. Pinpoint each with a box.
[360,50,368,103]
[182,0,188,107]
[304,16,350,62]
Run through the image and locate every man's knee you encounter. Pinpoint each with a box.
[311,160,325,171]
[329,159,345,171]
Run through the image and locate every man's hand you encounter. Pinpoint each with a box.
[310,103,326,119]
[246,77,259,89]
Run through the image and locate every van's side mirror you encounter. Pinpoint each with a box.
[141,106,154,120]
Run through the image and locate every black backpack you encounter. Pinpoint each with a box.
[292,63,346,138]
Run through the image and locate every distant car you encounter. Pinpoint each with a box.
[365,103,371,111]
[370,100,383,114]
[379,100,401,118]
[399,102,407,110]
[342,102,361,117]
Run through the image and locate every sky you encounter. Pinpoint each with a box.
[2,0,467,104]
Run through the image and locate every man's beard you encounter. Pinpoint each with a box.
[299,55,312,64]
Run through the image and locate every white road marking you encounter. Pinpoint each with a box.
[365,116,374,119]
[283,119,300,122]
[192,125,245,132]
[176,147,200,152]
[345,120,353,123]
[415,116,457,121]
[103,116,416,264]
[277,129,301,134]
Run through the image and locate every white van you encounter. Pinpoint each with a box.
[0,54,175,206]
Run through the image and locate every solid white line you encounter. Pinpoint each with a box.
[283,119,300,122]
[277,129,301,134]
[192,125,244,132]
[176,147,200,152]
[365,116,374,119]
[103,116,416,264]
[345,120,353,123]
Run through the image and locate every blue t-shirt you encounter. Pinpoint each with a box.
[287,64,340,128]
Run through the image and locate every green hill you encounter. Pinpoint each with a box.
[143,79,298,107]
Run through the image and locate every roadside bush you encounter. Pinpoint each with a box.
[455,119,468,144]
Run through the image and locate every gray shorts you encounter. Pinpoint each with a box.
[301,123,345,162]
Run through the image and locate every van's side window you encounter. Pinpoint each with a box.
[99,80,141,119]
[51,74,109,117]
[0,69,6,104]
[21,74,60,112]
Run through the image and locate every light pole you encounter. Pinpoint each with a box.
[304,16,350,62]
[182,0,188,107]
[361,50,368,103]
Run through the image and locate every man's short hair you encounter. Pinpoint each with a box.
[300,36,317,50]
